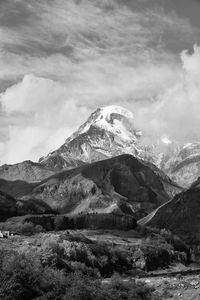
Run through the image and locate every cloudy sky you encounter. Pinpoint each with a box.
[1,0,200,164]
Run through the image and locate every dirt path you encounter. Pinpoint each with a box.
[138,198,172,226]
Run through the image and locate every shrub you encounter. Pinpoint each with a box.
[0,250,66,300]
[64,272,156,300]
[0,249,157,300]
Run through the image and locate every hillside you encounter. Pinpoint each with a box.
[0,190,53,221]
[0,190,18,221]
[0,158,84,183]
[0,154,181,219]
[139,186,200,244]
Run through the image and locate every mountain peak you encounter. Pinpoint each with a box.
[66,105,137,144]
[38,105,141,166]
[98,105,134,120]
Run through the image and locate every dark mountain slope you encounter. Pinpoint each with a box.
[139,186,200,244]
[0,178,35,198]
[0,190,53,222]
[0,191,17,221]
[9,154,181,218]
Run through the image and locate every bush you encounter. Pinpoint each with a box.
[0,250,157,300]
[64,272,156,300]
[0,250,66,300]
[40,233,135,277]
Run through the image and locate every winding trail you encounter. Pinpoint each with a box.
[138,198,173,226]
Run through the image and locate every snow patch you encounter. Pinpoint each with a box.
[161,136,172,145]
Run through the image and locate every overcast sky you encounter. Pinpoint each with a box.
[1,0,200,164]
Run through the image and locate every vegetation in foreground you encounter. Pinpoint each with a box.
[0,248,157,300]
[0,225,192,300]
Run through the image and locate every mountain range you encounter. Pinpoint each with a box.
[1,105,200,187]
[0,154,182,221]
[1,105,200,238]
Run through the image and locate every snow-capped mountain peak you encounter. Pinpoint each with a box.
[66,105,137,144]
[39,105,142,166]
[161,136,172,145]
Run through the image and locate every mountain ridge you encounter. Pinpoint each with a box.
[0,105,200,188]
[0,154,182,219]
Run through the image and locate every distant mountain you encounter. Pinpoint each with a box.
[36,105,200,187]
[0,161,54,182]
[1,105,199,187]
[39,105,143,165]
[0,105,142,182]
[138,184,200,245]
[168,143,200,187]
[0,157,84,183]
[1,154,182,219]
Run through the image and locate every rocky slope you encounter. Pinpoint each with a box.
[0,158,84,183]
[0,161,54,182]
[1,154,181,219]
[139,184,200,245]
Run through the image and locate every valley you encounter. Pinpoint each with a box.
[1,105,200,299]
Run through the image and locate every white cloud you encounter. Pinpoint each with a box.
[0,0,200,164]
[0,58,180,163]
[0,74,92,163]
[134,45,200,143]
